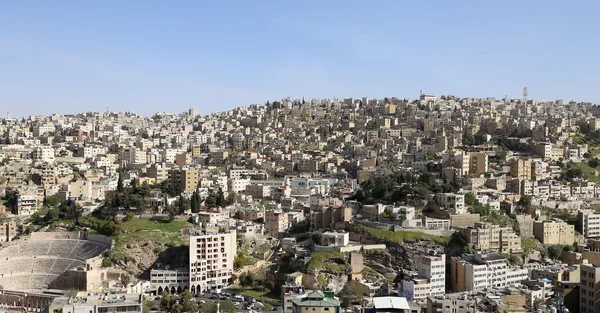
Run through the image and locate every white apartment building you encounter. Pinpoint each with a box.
[580,211,600,238]
[451,251,528,292]
[321,231,349,247]
[33,124,55,137]
[291,177,336,194]
[32,146,55,163]
[189,229,237,294]
[16,194,38,215]
[229,178,250,193]
[434,193,466,214]
[402,252,445,300]
[150,266,190,294]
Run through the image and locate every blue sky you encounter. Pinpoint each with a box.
[1,1,598,117]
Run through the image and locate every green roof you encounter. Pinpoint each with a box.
[292,291,341,307]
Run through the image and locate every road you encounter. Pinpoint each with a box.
[190,291,282,313]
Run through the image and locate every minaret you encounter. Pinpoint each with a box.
[6,111,9,120]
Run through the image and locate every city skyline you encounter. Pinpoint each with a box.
[2,1,600,117]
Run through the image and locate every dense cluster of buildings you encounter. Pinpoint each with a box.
[3,94,600,312]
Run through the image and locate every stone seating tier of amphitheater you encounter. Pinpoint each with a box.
[0,232,111,292]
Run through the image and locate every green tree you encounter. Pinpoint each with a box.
[31,212,41,224]
[59,200,83,221]
[201,301,236,313]
[2,187,19,211]
[117,172,124,192]
[181,290,198,313]
[473,204,491,216]
[517,195,532,209]
[104,220,121,236]
[338,282,361,308]
[121,274,131,286]
[234,252,247,270]
[205,195,217,208]
[160,291,176,312]
[44,194,62,207]
[44,208,59,223]
[464,192,477,206]
[225,191,236,206]
[216,188,225,207]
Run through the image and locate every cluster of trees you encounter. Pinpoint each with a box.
[496,136,530,152]
[352,172,458,204]
[159,290,198,313]
[462,132,488,146]
[338,281,362,307]
[162,196,190,220]
[381,207,399,221]
[160,180,183,197]
[106,174,151,210]
[201,300,236,313]
[33,199,84,225]
[190,189,202,213]
[560,164,586,181]
[204,187,234,208]
[2,187,18,211]
[464,192,491,216]
[547,244,575,259]
[239,272,270,291]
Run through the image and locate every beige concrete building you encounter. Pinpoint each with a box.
[169,168,199,192]
[188,229,236,294]
[147,163,169,183]
[245,184,271,199]
[459,222,522,254]
[469,152,488,175]
[533,219,575,245]
[580,264,600,313]
[0,221,17,242]
[510,159,532,180]
[426,293,477,313]
[265,209,289,237]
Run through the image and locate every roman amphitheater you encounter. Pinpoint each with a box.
[0,232,112,292]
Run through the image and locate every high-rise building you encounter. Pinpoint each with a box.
[189,229,236,294]
[580,264,600,313]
